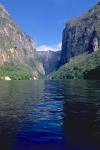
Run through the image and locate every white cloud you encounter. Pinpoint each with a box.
[57,43,62,49]
[37,43,62,51]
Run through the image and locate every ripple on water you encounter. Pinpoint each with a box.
[0,80,100,150]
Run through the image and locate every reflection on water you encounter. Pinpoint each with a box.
[0,80,100,150]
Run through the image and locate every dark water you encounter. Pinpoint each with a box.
[0,80,100,150]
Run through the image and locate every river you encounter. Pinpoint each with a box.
[0,80,100,150]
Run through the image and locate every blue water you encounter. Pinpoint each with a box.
[0,80,100,150]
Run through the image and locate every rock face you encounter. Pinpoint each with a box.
[0,3,45,76]
[37,50,61,75]
[60,2,100,66]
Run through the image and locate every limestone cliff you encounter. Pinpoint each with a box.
[37,50,61,75]
[60,2,100,66]
[0,3,45,77]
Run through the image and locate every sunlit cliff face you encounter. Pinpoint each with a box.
[0,3,46,76]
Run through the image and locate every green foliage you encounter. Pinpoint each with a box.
[52,50,100,79]
[0,63,33,80]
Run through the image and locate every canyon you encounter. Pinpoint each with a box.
[0,2,100,79]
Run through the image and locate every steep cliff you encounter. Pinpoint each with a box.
[37,50,61,75]
[52,2,100,80]
[0,3,45,79]
[60,2,100,66]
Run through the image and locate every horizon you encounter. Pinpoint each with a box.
[0,0,99,51]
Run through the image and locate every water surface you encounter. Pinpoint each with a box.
[0,80,100,150]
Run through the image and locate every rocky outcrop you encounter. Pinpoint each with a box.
[60,2,100,66]
[0,3,45,77]
[0,76,11,80]
[37,50,61,75]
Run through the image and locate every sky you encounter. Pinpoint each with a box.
[0,0,99,51]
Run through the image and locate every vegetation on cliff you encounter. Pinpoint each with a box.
[52,50,100,80]
[0,3,100,80]
[0,63,33,80]
[59,2,100,66]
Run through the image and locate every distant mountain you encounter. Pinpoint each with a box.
[52,2,100,79]
[59,2,100,66]
[0,3,45,79]
[37,50,61,75]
